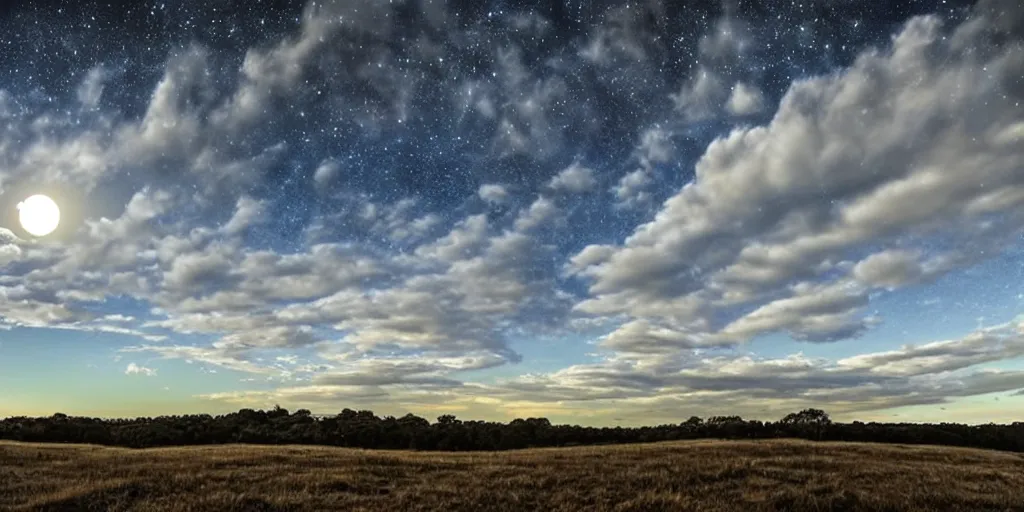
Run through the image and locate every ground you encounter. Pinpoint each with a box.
[2,439,1023,511]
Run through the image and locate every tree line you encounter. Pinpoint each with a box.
[1,407,1022,452]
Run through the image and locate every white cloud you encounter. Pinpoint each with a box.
[360,197,442,242]
[514,196,560,231]
[671,67,727,122]
[162,245,235,293]
[211,1,381,131]
[718,280,872,342]
[0,242,21,267]
[313,159,340,188]
[612,169,653,209]
[852,250,924,289]
[489,47,571,159]
[222,196,265,236]
[414,214,490,263]
[548,163,597,193]
[672,15,763,122]
[838,322,1024,377]
[637,126,673,167]
[612,126,673,209]
[77,67,107,108]
[102,314,135,323]
[698,16,753,63]
[576,11,1024,344]
[125,363,157,377]
[726,82,766,116]
[479,183,510,204]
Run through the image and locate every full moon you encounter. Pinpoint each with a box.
[17,194,61,237]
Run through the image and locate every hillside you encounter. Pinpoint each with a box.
[2,439,1024,511]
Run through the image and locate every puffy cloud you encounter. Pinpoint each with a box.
[414,214,490,263]
[313,159,340,188]
[478,183,509,204]
[671,68,727,122]
[161,246,236,294]
[613,126,673,209]
[575,9,1024,344]
[671,16,763,122]
[637,126,673,167]
[125,363,157,377]
[598,319,720,354]
[234,245,381,302]
[718,281,873,343]
[0,242,21,267]
[488,47,575,160]
[852,250,924,289]
[211,0,392,131]
[548,163,597,193]
[612,169,653,209]
[361,198,444,242]
[0,300,78,328]
[726,82,766,116]
[221,196,265,236]
[579,3,659,66]
[513,197,560,231]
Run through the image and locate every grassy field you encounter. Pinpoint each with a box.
[2,439,1024,511]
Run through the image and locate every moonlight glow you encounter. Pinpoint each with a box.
[17,194,60,237]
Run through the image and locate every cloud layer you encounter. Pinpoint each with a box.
[0,0,1022,422]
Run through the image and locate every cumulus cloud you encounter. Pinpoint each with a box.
[612,169,653,209]
[671,68,728,122]
[726,82,766,116]
[222,196,265,236]
[671,16,764,122]
[0,242,21,267]
[313,159,340,188]
[718,281,873,343]
[478,183,510,204]
[125,363,157,377]
[852,250,925,289]
[576,8,1024,345]
[414,214,490,263]
[514,197,560,231]
[548,163,597,193]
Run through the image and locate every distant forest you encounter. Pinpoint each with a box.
[2,408,1023,453]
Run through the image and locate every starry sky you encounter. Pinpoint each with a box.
[1,0,1023,425]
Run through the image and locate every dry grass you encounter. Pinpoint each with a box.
[2,439,1024,511]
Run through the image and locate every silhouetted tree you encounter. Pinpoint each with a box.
[780,409,832,440]
[1,407,1022,453]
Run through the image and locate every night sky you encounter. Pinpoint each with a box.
[1,0,1023,425]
